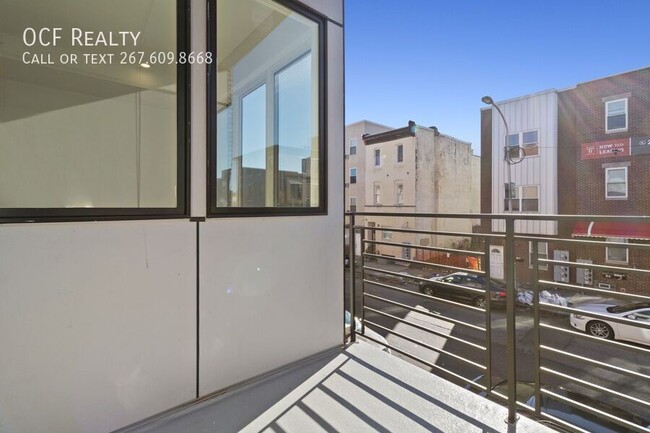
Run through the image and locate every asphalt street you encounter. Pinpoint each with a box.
[344,264,650,420]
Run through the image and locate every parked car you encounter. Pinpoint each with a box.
[570,302,650,346]
[418,272,507,308]
[344,311,391,353]
[469,376,650,433]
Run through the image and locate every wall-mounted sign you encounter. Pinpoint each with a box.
[581,139,630,160]
[631,136,650,156]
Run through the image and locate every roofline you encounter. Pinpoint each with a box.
[345,119,394,129]
[479,89,558,110]
[363,121,416,145]
[480,65,650,110]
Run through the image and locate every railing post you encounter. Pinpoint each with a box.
[532,239,541,416]
[483,239,492,396]
[504,216,518,424]
[360,221,366,336]
[349,213,356,343]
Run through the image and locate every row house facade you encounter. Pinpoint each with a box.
[346,121,480,260]
[481,67,650,295]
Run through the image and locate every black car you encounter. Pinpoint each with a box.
[418,271,507,308]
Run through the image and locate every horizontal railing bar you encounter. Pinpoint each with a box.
[538,280,650,303]
[363,252,477,274]
[362,301,486,350]
[540,323,650,355]
[540,345,650,381]
[535,411,593,433]
[349,211,650,223]
[541,389,650,433]
[541,367,650,409]
[537,303,650,330]
[363,267,487,296]
[515,234,650,250]
[482,388,543,413]
[364,317,486,370]
[354,224,502,240]
[538,259,650,276]
[362,266,443,286]
[363,239,484,257]
[362,278,488,319]
[358,333,487,390]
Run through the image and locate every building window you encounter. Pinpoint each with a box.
[397,144,404,163]
[606,98,628,132]
[521,130,539,157]
[0,0,188,220]
[374,149,381,167]
[374,183,381,205]
[350,138,357,155]
[382,230,392,240]
[349,197,357,213]
[529,241,548,270]
[507,134,520,160]
[350,167,357,184]
[210,0,325,213]
[504,184,539,212]
[605,167,627,199]
[507,130,539,158]
[606,237,628,264]
[396,181,404,205]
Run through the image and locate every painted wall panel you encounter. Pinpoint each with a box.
[0,221,197,433]
[491,91,558,235]
[198,22,343,395]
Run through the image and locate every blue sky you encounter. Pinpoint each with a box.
[345,0,650,153]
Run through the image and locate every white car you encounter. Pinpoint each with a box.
[570,302,650,346]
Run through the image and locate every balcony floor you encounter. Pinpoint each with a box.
[120,342,554,433]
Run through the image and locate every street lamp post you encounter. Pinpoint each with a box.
[482,95,518,425]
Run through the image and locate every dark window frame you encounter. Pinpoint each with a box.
[207,0,328,218]
[0,0,190,224]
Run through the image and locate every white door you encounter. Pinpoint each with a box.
[490,245,504,280]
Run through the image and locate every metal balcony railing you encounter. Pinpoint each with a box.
[346,212,650,433]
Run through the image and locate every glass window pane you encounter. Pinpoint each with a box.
[607,99,626,115]
[522,131,538,144]
[215,0,320,209]
[507,134,519,146]
[607,114,626,130]
[0,0,180,210]
[522,186,538,199]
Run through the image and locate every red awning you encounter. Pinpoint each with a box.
[573,221,650,240]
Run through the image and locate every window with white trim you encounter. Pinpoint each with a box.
[396,181,404,205]
[606,237,628,264]
[504,184,539,212]
[606,98,627,132]
[374,183,381,205]
[529,241,548,270]
[374,149,381,167]
[507,130,539,158]
[349,167,357,184]
[349,138,357,155]
[349,196,357,213]
[605,167,627,199]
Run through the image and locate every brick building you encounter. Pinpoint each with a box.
[481,67,650,295]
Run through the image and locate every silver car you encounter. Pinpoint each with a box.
[570,302,650,346]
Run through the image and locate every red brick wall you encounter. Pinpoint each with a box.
[558,67,650,296]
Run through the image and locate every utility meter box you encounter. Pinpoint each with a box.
[554,250,570,283]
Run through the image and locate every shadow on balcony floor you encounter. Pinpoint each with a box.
[120,342,554,433]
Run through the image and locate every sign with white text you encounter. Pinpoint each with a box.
[580,139,630,160]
